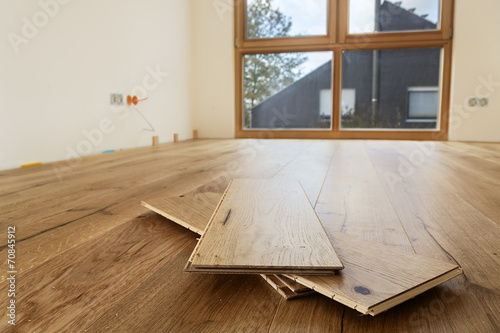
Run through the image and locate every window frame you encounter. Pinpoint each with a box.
[234,0,454,140]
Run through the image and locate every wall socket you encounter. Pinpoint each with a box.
[110,93,124,105]
[469,97,488,107]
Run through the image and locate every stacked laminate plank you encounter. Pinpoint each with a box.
[142,179,462,316]
[186,179,343,275]
[143,187,316,299]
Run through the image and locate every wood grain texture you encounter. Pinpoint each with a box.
[364,140,500,332]
[0,212,195,332]
[143,181,461,316]
[315,140,414,252]
[188,179,343,273]
[142,183,315,300]
[86,249,282,333]
[286,231,461,315]
[142,195,216,235]
[268,294,344,333]
[1,139,498,332]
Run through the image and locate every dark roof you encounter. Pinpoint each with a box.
[379,1,437,31]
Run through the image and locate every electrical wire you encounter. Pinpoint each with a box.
[130,104,155,132]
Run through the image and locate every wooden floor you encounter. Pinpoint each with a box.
[1,139,499,332]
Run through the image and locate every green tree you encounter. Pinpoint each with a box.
[244,0,308,128]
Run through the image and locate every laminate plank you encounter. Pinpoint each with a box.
[275,275,312,293]
[142,188,315,300]
[185,262,338,275]
[260,275,316,300]
[142,195,215,235]
[144,185,461,316]
[285,140,463,323]
[286,231,462,315]
[188,179,343,274]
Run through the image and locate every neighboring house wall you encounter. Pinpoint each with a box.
[251,62,332,129]
[379,48,440,127]
[342,48,441,129]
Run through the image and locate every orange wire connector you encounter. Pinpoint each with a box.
[127,95,148,106]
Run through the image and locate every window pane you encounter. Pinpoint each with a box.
[408,87,439,119]
[246,0,328,39]
[341,48,441,130]
[244,52,333,129]
[349,0,440,34]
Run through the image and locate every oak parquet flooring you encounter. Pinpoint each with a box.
[1,139,499,332]
[366,140,500,225]
[85,248,281,333]
[0,212,195,332]
[363,141,500,332]
[316,141,414,252]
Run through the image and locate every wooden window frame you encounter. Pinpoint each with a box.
[234,0,454,140]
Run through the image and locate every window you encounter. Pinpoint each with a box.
[349,0,440,34]
[407,87,439,120]
[246,0,328,38]
[341,48,441,129]
[235,0,454,140]
[320,89,333,119]
[243,51,333,129]
[341,88,355,116]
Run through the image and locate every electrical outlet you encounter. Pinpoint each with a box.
[468,97,489,108]
[479,98,488,107]
[110,93,124,105]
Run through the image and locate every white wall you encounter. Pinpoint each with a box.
[0,0,195,171]
[449,0,500,141]
[191,0,235,138]
[1,1,498,171]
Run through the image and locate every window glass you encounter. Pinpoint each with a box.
[246,0,328,39]
[244,52,333,129]
[341,48,441,129]
[408,87,439,119]
[349,0,440,34]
